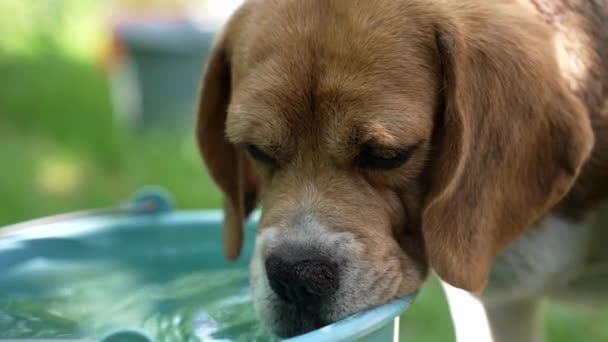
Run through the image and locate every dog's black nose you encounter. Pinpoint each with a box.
[265,248,339,304]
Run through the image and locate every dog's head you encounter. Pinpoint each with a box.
[196,0,593,337]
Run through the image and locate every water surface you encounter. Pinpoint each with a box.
[0,262,279,341]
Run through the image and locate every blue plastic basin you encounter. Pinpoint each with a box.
[0,188,415,341]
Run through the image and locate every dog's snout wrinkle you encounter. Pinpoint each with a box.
[265,249,339,305]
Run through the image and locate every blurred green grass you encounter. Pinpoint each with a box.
[0,43,222,225]
[0,1,607,341]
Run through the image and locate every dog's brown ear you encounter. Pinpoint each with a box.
[423,3,594,292]
[195,8,260,261]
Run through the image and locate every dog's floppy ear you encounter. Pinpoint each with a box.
[195,8,260,261]
[423,4,594,292]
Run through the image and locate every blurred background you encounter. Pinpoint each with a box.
[0,1,606,341]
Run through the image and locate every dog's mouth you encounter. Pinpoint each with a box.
[268,301,334,338]
[263,292,400,338]
[253,274,389,338]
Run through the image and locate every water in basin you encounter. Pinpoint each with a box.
[0,260,277,341]
[0,259,279,341]
[0,208,280,342]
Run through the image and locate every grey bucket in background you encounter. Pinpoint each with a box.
[111,21,216,132]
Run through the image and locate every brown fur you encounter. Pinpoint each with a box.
[196,0,605,298]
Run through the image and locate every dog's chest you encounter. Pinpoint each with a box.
[483,204,608,305]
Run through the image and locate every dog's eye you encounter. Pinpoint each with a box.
[355,144,418,170]
[245,144,276,164]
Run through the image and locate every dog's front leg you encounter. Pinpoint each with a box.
[485,298,543,342]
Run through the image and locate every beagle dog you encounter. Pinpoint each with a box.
[195,0,608,340]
